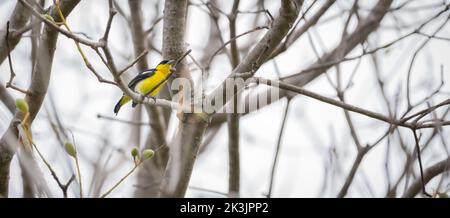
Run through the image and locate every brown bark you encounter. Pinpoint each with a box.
[403,156,450,198]
[160,0,303,198]
[127,0,169,198]
[0,2,31,65]
[209,0,393,128]
[227,0,241,197]
[0,2,32,115]
[0,0,81,198]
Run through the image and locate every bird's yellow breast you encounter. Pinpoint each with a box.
[135,71,167,96]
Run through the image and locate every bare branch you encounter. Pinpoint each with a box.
[0,0,81,197]
[160,0,304,198]
[403,156,450,198]
[0,2,31,64]
[18,0,104,48]
[267,99,291,198]
[5,21,31,95]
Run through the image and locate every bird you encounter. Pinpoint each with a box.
[114,59,176,115]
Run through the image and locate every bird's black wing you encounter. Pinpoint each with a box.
[128,69,156,90]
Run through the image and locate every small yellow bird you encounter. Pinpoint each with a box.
[114,59,175,115]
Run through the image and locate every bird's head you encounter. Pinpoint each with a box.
[156,59,176,74]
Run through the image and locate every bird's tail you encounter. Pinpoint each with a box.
[114,95,130,115]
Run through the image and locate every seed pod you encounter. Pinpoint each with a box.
[44,14,55,23]
[64,142,77,158]
[15,99,29,113]
[131,147,139,159]
[141,149,154,159]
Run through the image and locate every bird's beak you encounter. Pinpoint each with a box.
[168,59,176,65]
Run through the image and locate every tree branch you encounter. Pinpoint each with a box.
[0,1,31,64]
[160,0,303,198]
[0,0,81,198]
[209,0,394,128]
[403,156,450,198]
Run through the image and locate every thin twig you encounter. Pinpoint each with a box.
[207,26,268,68]
[52,0,116,86]
[31,140,75,198]
[406,15,450,109]
[100,163,139,198]
[5,21,30,94]
[118,50,149,76]
[19,0,104,48]
[103,0,117,41]
[189,186,228,197]
[411,130,432,197]
[250,77,450,130]
[267,98,291,198]
[97,114,153,126]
